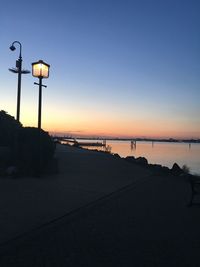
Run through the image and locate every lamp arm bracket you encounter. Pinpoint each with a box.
[34,82,47,88]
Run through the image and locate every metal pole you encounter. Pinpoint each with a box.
[16,56,22,122]
[38,77,42,130]
[37,77,43,176]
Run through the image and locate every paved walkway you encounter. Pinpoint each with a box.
[0,144,199,266]
[0,144,149,246]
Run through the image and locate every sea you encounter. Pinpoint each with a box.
[70,139,200,175]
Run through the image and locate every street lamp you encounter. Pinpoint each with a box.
[9,41,30,122]
[32,60,50,176]
[32,60,50,130]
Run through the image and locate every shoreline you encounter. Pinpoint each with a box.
[63,143,200,178]
[60,138,200,175]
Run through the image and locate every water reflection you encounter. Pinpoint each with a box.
[130,140,136,151]
[62,139,200,175]
[91,141,200,175]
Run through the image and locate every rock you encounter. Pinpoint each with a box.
[149,163,163,171]
[162,166,170,173]
[148,163,170,175]
[171,163,184,176]
[135,157,148,166]
[125,156,136,163]
[113,153,121,159]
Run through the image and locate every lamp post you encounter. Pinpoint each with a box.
[9,41,30,122]
[32,60,50,176]
[32,60,50,130]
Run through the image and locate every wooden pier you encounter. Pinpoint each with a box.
[63,139,106,147]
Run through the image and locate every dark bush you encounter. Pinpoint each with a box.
[0,110,22,148]
[0,111,56,176]
[17,127,55,175]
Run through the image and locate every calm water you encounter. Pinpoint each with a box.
[75,140,200,175]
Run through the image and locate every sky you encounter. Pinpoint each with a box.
[1,0,200,139]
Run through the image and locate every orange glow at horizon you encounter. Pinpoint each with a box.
[8,104,199,140]
[5,112,199,139]
[41,118,200,139]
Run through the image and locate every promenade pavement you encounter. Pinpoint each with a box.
[0,144,199,266]
[0,144,150,246]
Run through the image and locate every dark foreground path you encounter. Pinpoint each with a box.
[0,170,199,267]
[0,144,149,245]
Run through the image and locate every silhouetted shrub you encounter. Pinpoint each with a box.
[0,146,11,170]
[17,127,55,175]
[0,111,56,177]
[0,110,22,147]
[0,111,23,169]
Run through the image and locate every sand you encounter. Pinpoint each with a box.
[0,144,199,266]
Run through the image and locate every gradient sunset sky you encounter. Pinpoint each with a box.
[1,0,200,138]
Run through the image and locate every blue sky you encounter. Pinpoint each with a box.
[1,0,200,138]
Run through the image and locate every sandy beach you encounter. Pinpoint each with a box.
[0,144,199,266]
